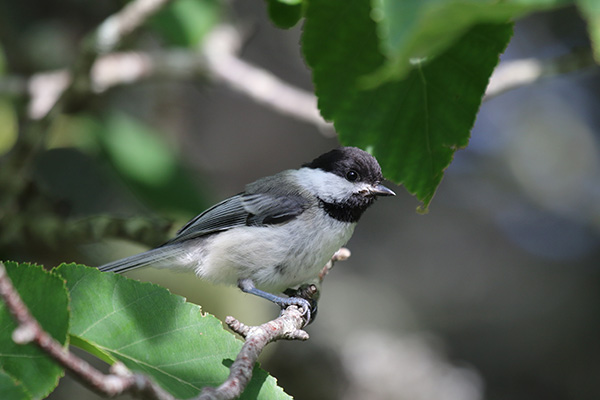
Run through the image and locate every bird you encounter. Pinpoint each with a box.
[98,147,395,324]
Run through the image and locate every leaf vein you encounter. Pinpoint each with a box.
[79,292,155,336]
[101,348,212,390]
[115,324,202,351]
[417,64,434,180]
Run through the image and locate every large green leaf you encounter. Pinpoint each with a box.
[0,262,69,400]
[302,0,513,208]
[0,370,29,400]
[55,263,290,400]
[370,0,567,83]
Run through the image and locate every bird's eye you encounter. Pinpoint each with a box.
[346,170,359,182]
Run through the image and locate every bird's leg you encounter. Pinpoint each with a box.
[237,278,314,325]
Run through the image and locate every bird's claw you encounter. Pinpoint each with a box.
[281,285,318,326]
[276,297,311,326]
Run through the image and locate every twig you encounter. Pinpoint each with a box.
[202,25,333,134]
[0,261,174,399]
[95,0,174,55]
[319,247,351,283]
[484,47,597,101]
[197,308,309,400]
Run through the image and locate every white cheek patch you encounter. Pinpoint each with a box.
[295,168,365,202]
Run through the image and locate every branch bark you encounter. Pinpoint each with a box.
[197,309,309,400]
[201,25,333,134]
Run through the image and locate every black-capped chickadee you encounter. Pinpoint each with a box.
[99,147,395,323]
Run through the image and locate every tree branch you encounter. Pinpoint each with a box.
[201,25,333,134]
[197,308,309,400]
[484,47,596,101]
[318,247,351,283]
[95,0,175,55]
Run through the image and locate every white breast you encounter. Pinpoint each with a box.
[178,207,356,293]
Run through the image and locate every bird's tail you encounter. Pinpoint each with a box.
[98,244,185,274]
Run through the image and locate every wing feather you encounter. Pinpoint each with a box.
[164,191,309,245]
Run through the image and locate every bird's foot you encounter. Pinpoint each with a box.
[283,284,318,325]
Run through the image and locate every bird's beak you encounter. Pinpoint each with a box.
[370,183,396,197]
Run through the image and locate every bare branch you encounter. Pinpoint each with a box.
[484,47,597,101]
[319,247,351,283]
[197,307,308,400]
[27,70,71,120]
[202,25,334,135]
[95,0,174,54]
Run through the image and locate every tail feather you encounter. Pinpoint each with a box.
[98,244,185,274]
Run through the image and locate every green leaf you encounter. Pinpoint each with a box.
[0,44,17,157]
[55,263,290,400]
[0,99,17,156]
[101,113,177,187]
[265,0,304,29]
[0,370,30,400]
[0,262,69,399]
[68,334,116,365]
[577,0,600,62]
[151,0,220,47]
[370,0,567,83]
[95,112,208,214]
[302,0,512,209]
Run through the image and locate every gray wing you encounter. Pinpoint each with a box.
[97,198,243,272]
[243,193,309,226]
[99,189,310,273]
[164,192,310,245]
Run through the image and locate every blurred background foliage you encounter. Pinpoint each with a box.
[1,1,600,400]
